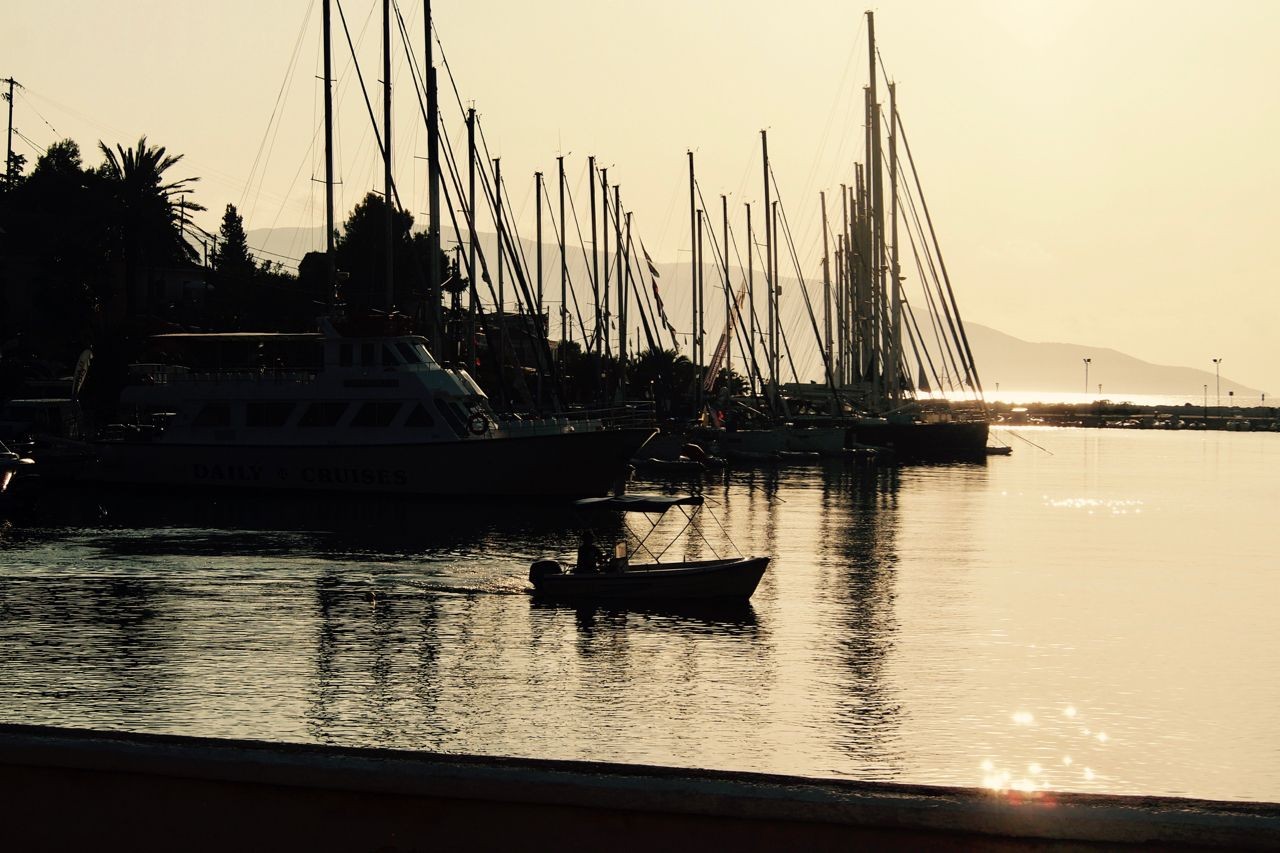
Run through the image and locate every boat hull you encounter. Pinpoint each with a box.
[850,420,989,460]
[81,427,655,498]
[530,556,769,602]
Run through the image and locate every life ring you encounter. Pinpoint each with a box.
[467,412,490,436]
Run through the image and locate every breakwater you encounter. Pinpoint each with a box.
[3,725,1278,851]
[989,401,1278,431]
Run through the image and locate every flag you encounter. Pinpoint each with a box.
[642,244,660,279]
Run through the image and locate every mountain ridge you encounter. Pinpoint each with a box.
[245,225,1261,397]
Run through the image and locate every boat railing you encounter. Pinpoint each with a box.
[134,368,319,386]
[562,402,655,430]
[493,402,655,436]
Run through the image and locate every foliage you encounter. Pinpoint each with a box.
[332,192,444,314]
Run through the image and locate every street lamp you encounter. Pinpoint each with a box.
[1083,358,1092,395]
[1212,358,1222,410]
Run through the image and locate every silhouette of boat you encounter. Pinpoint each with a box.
[528,494,769,601]
[86,317,652,497]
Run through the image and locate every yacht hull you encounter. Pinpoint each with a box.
[850,420,989,460]
[84,427,654,498]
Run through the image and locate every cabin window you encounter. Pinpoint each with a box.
[350,401,402,428]
[192,402,231,428]
[360,342,375,366]
[299,401,348,428]
[381,344,400,367]
[434,398,467,438]
[246,401,294,428]
[405,403,435,428]
[413,343,438,367]
[338,344,353,367]
[396,342,420,364]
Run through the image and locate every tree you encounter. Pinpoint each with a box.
[629,347,698,416]
[208,204,257,328]
[211,204,254,278]
[97,135,205,315]
[333,192,445,316]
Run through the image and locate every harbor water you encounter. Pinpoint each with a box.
[1,426,1277,802]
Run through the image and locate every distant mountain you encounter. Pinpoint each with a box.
[964,323,1259,397]
[243,225,1257,397]
[245,227,326,266]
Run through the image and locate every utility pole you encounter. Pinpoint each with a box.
[3,78,17,186]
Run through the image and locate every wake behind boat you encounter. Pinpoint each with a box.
[528,494,770,602]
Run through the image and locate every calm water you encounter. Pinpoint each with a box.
[2,427,1278,802]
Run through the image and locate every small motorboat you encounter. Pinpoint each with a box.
[528,493,770,603]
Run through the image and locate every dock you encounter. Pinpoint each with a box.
[2,725,1277,850]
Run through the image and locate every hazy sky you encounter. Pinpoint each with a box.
[4,0,1278,392]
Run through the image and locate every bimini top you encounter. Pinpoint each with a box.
[573,493,704,513]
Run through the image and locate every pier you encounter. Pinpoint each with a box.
[2,725,1277,851]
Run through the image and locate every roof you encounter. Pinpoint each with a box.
[150,333,325,342]
[573,494,704,513]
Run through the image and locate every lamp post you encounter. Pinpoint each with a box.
[1203,384,1208,422]
[1083,358,1091,395]
[1212,358,1222,410]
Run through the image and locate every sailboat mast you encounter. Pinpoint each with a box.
[745,202,755,397]
[821,191,832,381]
[722,193,731,393]
[535,171,544,324]
[687,152,697,369]
[382,0,394,311]
[602,168,611,359]
[888,81,902,404]
[761,130,774,392]
[467,108,477,367]
[558,155,568,346]
[322,0,336,306]
[424,0,441,350]
[866,10,886,409]
[589,155,599,356]
[615,186,624,368]
[696,211,704,410]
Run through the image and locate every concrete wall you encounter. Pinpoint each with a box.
[2,724,1277,851]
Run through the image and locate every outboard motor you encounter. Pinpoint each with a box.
[529,559,564,584]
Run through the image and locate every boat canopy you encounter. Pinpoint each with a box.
[573,493,704,513]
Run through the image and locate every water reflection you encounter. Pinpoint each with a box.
[5,432,1275,800]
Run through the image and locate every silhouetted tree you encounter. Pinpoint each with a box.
[333,192,444,316]
[97,136,204,315]
[209,204,256,327]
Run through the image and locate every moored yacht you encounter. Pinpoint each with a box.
[89,314,653,497]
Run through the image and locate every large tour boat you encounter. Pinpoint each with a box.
[88,315,653,498]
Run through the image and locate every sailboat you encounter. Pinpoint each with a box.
[83,0,653,498]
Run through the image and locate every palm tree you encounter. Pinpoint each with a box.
[629,347,697,416]
[98,136,205,315]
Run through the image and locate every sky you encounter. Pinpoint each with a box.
[4,0,1278,393]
